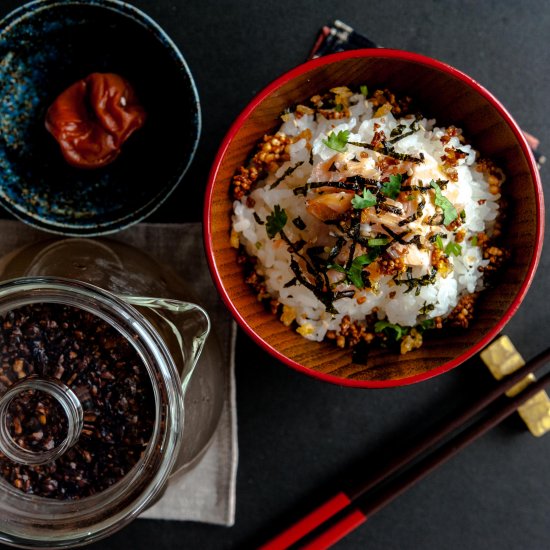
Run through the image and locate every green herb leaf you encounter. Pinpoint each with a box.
[381,174,402,199]
[435,235,444,250]
[374,320,408,341]
[368,237,389,247]
[334,103,343,112]
[430,180,458,225]
[255,242,262,250]
[351,188,377,209]
[328,264,347,274]
[322,130,350,152]
[347,254,376,287]
[406,194,415,201]
[328,251,379,289]
[471,235,478,246]
[360,85,368,97]
[419,319,435,331]
[266,205,287,238]
[444,241,462,257]
[346,268,364,288]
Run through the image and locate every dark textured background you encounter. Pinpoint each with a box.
[0,1,549,549]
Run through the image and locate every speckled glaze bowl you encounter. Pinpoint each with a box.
[204,49,544,388]
[0,0,200,235]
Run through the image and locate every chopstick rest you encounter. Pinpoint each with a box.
[481,335,550,437]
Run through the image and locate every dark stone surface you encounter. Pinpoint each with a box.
[0,1,549,549]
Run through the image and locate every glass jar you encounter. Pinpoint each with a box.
[0,238,222,547]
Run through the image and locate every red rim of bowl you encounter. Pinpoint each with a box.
[204,48,545,388]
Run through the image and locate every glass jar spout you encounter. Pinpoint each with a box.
[122,296,210,388]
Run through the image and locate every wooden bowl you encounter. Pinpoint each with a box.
[204,49,544,388]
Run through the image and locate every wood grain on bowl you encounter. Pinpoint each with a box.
[206,50,543,387]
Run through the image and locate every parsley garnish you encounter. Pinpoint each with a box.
[360,85,368,97]
[322,130,349,152]
[351,188,377,209]
[430,180,458,225]
[435,234,444,250]
[471,235,478,246]
[444,241,462,257]
[334,103,343,112]
[347,255,375,287]
[329,251,379,289]
[381,174,403,199]
[419,319,435,331]
[375,320,408,341]
[266,205,287,238]
[368,237,389,247]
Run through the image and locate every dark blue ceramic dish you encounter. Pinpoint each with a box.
[0,0,201,235]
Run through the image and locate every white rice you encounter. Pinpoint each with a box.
[231,91,500,342]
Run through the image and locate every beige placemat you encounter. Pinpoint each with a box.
[0,220,238,526]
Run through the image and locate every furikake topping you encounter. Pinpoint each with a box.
[231,84,508,357]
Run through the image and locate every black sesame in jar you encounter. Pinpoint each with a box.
[0,303,155,500]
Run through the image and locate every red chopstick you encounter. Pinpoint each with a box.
[261,346,550,550]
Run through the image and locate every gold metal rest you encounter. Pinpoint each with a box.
[480,335,550,437]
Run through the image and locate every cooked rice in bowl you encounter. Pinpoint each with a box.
[230,86,508,355]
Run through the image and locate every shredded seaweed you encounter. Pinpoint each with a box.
[378,202,404,215]
[269,161,304,190]
[407,234,424,249]
[393,267,438,296]
[400,184,431,193]
[293,176,379,197]
[327,237,346,262]
[348,141,423,163]
[381,224,408,244]
[253,212,265,225]
[387,120,420,144]
[419,303,435,315]
[293,239,307,251]
[398,195,426,226]
[289,258,339,314]
[292,216,306,230]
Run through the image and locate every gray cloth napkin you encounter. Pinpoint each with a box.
[0,220,238,526]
